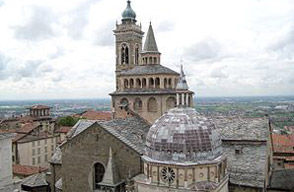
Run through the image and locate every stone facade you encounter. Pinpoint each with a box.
[110,4,182,123]
[58,115,150,192]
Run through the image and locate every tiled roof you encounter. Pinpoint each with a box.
[13,165,48,176]
[66,120,96,139]
[214,117,269,141]
[269,169,294,190]
[21,173,48,187]
[99,116,150,154]
[55,126,72,134]
[0,132,15,140]
[119,64,179,76]
[64,116,150,154]
[74,110,112,120]
[272,134,294,153]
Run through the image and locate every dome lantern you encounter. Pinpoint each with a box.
[122,0,137,23]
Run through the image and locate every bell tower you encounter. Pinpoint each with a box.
[113,0,144,74]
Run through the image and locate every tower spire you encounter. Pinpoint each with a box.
[99,147,121,185]
[143,22,159,52]
[141,22,161,65]
[176,64,193,107]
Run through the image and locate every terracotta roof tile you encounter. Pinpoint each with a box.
[272,134,294,153]
[13,165,48,176]
[74,110,112,120]
[55,126,71,133]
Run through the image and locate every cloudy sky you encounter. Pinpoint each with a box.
[0,0,293,100]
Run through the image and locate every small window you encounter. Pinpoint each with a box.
[32,158,35,165]
[38,156,41,164]
[37,148,41,155]
[235,149,241,154]
[45,154,48,161]
[32,149,35,156]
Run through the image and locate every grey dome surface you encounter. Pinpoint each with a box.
[122,1,136,21]
[145,107,222,163]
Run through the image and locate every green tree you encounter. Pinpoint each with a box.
[57,116,79,126]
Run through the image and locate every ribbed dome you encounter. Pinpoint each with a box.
[145,107,222,163]
[122,0,136,21]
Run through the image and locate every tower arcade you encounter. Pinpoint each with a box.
[110,1,192,123]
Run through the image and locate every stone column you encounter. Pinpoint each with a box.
[176,93,179,106]
[186,93,189,106]
[182,93,185,106]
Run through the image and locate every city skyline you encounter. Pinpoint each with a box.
[0,0,293,100]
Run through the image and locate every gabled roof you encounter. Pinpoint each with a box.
[214,117,269,141]
[21,173,48,187]
[62,115,150,154]
[119,64,179,76]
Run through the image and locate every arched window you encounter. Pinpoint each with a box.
[149,57,152,64]
[166,97,176,110]
[134,98,143,111]
[130,79,134,88]
[121,44,129,65]
[124,79,128,89]
[135,44,139,65]
[94,163,105,189]
[120,98,129,106]
[155,77,160,88]
[154,57,157,64]
[164,78,167,89]
[149,78,154,88]
[136,78,141,88]
[142,78,147,88]
[168,78,172,88]
[148,97,157,112]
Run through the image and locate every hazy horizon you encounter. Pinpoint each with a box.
[0,0,293,100]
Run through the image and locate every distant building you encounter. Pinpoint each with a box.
[27,105,51,117]
[12,123,60,168]
[271,134,294,169]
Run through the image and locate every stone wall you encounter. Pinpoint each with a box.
[222,141,267,190]
[61,124,142,192]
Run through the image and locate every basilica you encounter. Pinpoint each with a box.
[49,1,270,192]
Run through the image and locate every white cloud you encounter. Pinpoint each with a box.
[0,0,293,100]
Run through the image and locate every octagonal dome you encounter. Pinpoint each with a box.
[145,107,222,163]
